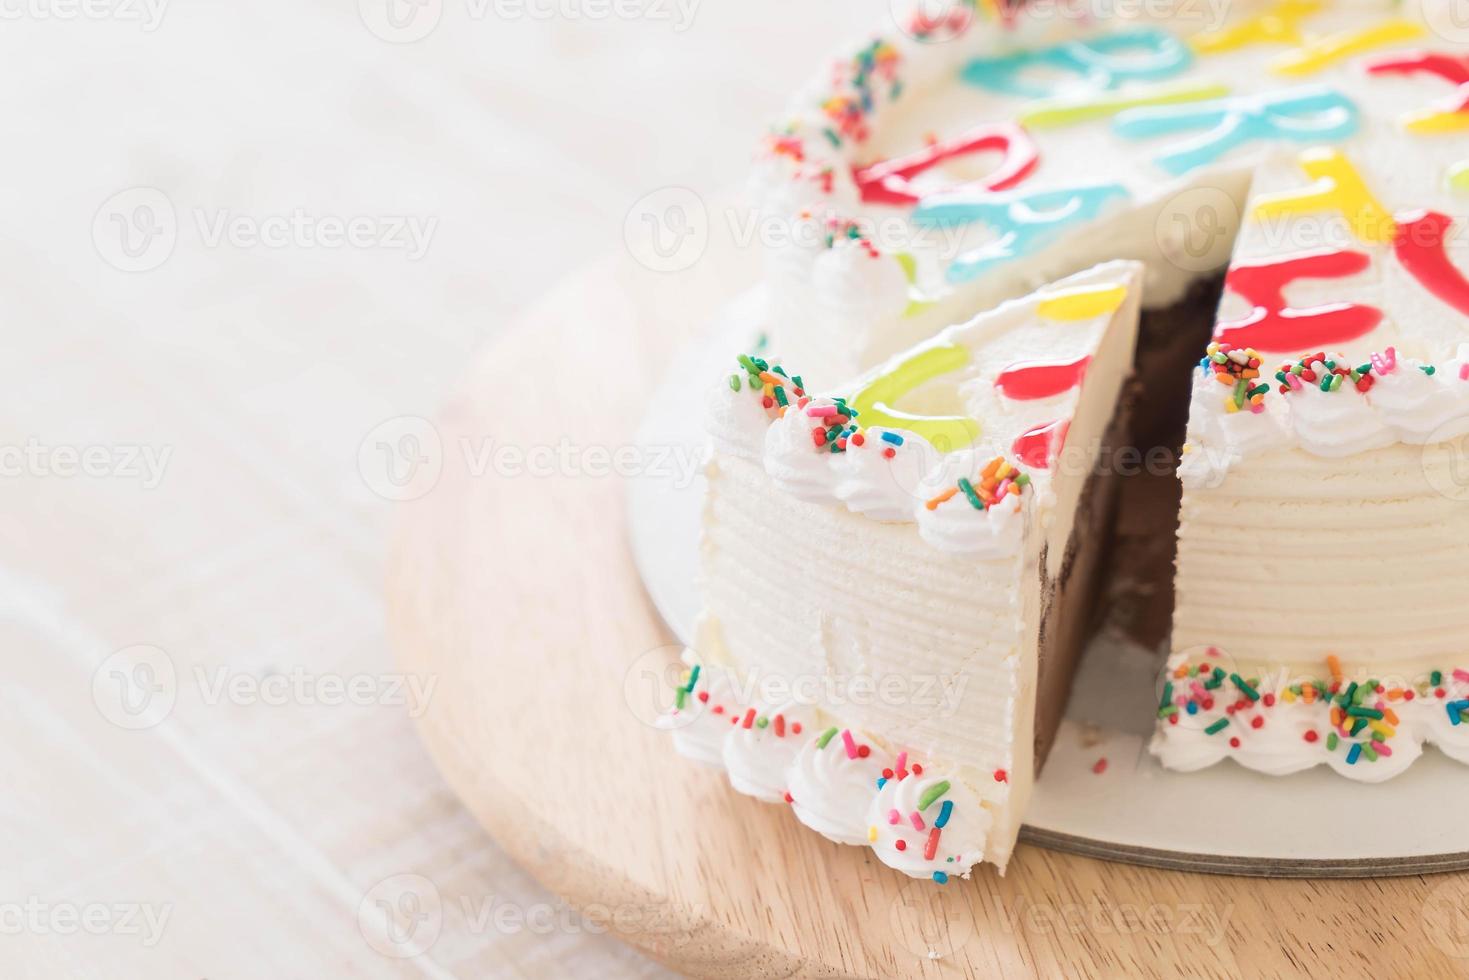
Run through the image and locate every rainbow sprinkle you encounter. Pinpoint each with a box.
[1275,351,1383,396]
[1203,342,1269,413]
[819,39,902,147]
[928,456,1032,513]
[1162,653,1469,768]
[732,353,805,420]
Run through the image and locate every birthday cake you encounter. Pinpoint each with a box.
[659,0,1469,879]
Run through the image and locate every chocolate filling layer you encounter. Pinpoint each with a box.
[1031,276,1223,770]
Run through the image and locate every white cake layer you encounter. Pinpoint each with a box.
[1173,436,1469,669]
[699,452,1030,867]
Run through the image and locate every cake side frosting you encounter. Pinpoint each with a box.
[1151,650,1469,782]
[1156,0,1469,779]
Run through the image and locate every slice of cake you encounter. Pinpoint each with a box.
[661,262,1143,877]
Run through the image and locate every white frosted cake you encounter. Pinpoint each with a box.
[659,0,1469,878]
[663,263,1143,878]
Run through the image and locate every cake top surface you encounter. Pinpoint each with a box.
[708,261,1143,553]
[750,0,1469,475]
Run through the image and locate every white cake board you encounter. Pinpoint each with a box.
[627,287,1469,877]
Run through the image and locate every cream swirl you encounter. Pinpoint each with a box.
[1183,349,1469,482]
[658,658,745,770]
[1178,371,1286,489]
[865,764,990,880]
[1423,693,1469,767]
[829,427,942,521]
[1151,653,1469,782]
[763,400,840,501]
[760,403,1033,552]
[785,727,886,846]
[722,700,817,803]
[1225,678,1327,778]
[915,490,1027,557]
[1286,382,1402,458]
[1322,731,1422,783]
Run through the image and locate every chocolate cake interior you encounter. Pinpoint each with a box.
[1030,275,1222,770]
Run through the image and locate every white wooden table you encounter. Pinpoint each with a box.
[0,0,893,974]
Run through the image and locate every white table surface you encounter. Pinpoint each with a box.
[0,0,892,975]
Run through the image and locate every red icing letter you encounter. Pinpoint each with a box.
[1395,210,1469,317]
[1011,419,1069,470]
[853,122,1039,207]
[994,355,1092,401]
[1214,249,1383,353]
[1366,51,1469,86]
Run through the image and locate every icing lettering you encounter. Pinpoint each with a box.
[1018,80,1231,129]
[849,344,981,450]
[894,252,934,317]
[1367,51,1469,134]
[1011,419,1069,469]
[994,356,1092,401]
[1394,210,1469,317]
[913,183,1130,284]
[1403,86,1469,134]
[1367,50,1469,86]
[1273,19,1425,77]
[853,123,1039,206]
[1191,1,1323,56]
[1214,249,1383,352]
[962,28,1191,99]
[1252,149,1397,245]
[1113,86,1358,176]
[1036,283,1129,321]
[1451,161,1469,193]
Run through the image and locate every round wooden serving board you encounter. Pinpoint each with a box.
[386,239,1469,977]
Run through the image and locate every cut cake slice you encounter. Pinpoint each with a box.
[659,261,1143,877]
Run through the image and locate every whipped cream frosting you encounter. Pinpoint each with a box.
[656,658,747,768]
[1151,651,1469,783]
[867,765,992,880]
[663,661,995,879]
[1181,345,1469,488]
[787,727,887,845]
[723,700,818,802]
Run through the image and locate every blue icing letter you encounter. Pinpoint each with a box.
[1112,85,1359,176]
[914,183,1131,284]
[962,28,1192,98]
